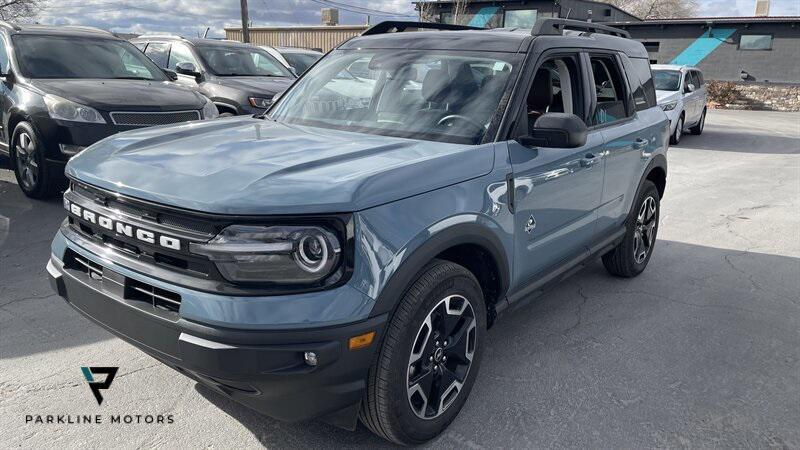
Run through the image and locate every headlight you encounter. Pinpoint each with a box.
[44,94,106,124]
[660,102,678,111]
[201,97,219,119]
[189,225,342,285]
[248,96,273,109]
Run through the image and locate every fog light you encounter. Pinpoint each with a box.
[304,351,318,366]
[349,331,375,350]
[59,144,86,157]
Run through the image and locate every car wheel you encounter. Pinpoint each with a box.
[669,115,683,145]
[690,108,706,135]
[11,122,62,199]
[602,180,660,278]
[360,259,486,446]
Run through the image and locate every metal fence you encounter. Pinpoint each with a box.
[225,25,368,52]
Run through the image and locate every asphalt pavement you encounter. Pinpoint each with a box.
[1,109,798,448]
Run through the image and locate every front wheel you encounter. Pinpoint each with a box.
[690,108,706,135]
[669,115,684,146]
[602,180,660,277]
[11,122,63,199]
[360,260,486,446]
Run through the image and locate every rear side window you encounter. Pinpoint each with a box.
[686,71,699,91]
[627,57,657,111]
[693,70,704,86]
[144,42,170,68]
[0,35,8,74]
[589,55,631,126]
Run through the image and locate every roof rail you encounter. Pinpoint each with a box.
[361,21,481,36]
[62,25,114,36]
[0,20,20,31]
[532,18,630,39]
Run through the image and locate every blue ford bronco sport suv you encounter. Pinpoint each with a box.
[48,20,668,445]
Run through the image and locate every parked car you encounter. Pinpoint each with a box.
[132,36,295,116]
[261,45,323,75]
[49,20,668,445]
[651,64,708,145]
[0,22,218,199]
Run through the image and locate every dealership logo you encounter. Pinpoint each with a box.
[81,367,118,405]
[64,199,182,251]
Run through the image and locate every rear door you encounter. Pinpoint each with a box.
[683,70,701,124]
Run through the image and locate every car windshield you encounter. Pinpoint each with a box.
[281,51,321,74]
[196,45,293,77]
[269,49,519,144]
[12,35,167,80]
[653,70,682,91]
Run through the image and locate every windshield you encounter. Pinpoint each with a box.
[12,35,167,80]
[653,70,682,91]
[282,52,321,74]
[269,49,519,144]
[196,45,293,77]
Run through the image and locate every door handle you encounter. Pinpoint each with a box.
[633,138,649,150]
[581,153,600,167]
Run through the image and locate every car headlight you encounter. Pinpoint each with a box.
[201,97,219,119]
[248,96,273,109]
[43,94,106,124]
[660,101,678,111]
[189,225,343,285]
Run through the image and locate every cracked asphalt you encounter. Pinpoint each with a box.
[1,109,798,448]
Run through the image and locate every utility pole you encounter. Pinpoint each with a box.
[240,0,250,43]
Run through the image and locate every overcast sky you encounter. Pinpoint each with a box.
[37,0,800,38]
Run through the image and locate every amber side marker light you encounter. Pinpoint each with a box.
[349,331,375,350]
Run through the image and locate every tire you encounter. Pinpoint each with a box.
[11,122,64,199]
[360,259,487,446]
[690,108,706,135]
[669,114,683,146]
[602,180,660,278]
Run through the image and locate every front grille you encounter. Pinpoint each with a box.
[126,278,182,313]
[65,251,104,281]
[110,110,201,127]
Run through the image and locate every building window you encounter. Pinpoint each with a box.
[504,9,538,28]
[739,34,773,50]
[441,12,453,24]
[643,42,660,53]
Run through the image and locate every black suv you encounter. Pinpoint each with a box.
[0,23,218,198]
[132,36,295,116]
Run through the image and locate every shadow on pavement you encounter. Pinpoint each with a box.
[681,124,800,155]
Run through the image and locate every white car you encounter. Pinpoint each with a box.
[261,46,323,75]
[652,64,708,145]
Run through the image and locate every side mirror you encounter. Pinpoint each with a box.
[175,62,201,80]
[163,69,178,81]
[518,113,588,149]
[685,83,696,93]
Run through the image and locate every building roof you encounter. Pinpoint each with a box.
[610,16,800,25]
[413,0,641,21]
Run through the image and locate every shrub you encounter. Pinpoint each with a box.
[707,80,740,105]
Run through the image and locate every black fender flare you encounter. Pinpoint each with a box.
[629,154,668,219]
[369,221,511,319]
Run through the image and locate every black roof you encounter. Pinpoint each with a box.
[0,23,117,39]
[339,28,648,58]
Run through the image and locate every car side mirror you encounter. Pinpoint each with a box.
[685,83,696,93]
[518,113,588,149]
[163,69,178,81]
[175,62,201,80]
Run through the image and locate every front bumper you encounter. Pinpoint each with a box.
[660,105,683,134]
[47,236,386,425]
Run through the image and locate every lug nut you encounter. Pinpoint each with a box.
[443,356,447,361]
[429,355,434,361]
[433,365,438,370]
[435,340,440,346]
[444,341,448,346]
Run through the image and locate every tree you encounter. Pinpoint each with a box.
[599,0,698,19]
[0,0,47,21]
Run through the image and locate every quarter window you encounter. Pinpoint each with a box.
[739,34,772,50]
[589,55,630,126]
[0,35,8,74]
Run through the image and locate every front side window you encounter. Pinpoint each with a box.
[590,55,630,125]
[739,34,772,50]
[196,45,293,77]
[282,52,321,74]
[525,55,584,133]
[270,49,520,144]
[13,35,167,80]
[168,43,199,70]
[653,70,681,91]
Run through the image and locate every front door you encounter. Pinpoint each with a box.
[508,53,605,290]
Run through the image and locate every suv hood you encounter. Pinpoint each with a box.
[33,79,204,111]
[215,76,294,96]
[656,90,682,105]
[66,117,494,215]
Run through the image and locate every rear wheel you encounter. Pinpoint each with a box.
[669,115,683,145]
[11,122,63,199]
[602,180,660,277]
[360,260,486,446]
[690,108,706,135]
